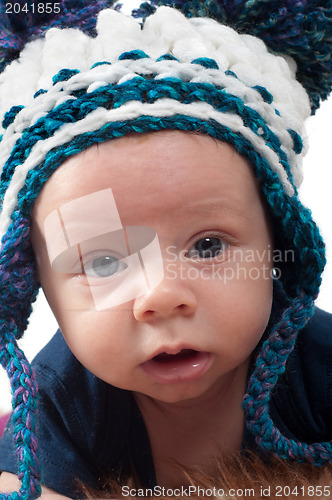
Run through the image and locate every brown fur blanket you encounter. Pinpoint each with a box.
[80,451,332,499]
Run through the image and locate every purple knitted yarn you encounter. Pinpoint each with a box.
[0,0,117,72]
[243,292,332,465]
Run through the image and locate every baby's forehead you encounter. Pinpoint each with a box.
[33,131,264,233]
[69,130,222,160]
[53,131,251,186]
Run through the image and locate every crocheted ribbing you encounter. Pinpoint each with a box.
[0,35,310,238]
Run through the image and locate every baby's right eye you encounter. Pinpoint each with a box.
[83,255,127,278]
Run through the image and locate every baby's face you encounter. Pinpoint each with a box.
[31,131,273,404]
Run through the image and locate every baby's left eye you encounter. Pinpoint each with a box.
[187,237,227,259]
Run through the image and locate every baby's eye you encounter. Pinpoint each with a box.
[187,237,227,259]
[83,255,127,278]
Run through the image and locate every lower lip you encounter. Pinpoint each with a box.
[141,351,212,385]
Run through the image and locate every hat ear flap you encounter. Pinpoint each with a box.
[0,214,39,338]
[262,187,326,300]
[243,292,332,464]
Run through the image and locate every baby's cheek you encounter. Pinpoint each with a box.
[237,275,273,348]
[60,309,129,360]
[210,268,272,346]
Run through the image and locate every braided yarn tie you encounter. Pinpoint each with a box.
[0,328,40,500]
[243,292,332,466]
[0,214,40,499]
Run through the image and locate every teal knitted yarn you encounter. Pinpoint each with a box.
[0,3,331,499]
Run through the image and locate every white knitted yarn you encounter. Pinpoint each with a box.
[0,6,311,239]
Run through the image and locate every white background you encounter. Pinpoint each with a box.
[0,95,331,414]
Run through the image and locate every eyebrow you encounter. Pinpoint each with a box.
[182,198,255,223]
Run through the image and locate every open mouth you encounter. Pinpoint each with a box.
[141,349,212,384]
[153,349,199,363]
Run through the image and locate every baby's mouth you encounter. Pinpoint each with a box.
[141,349,212,384]
[153,349,198,363]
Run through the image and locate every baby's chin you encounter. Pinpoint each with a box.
[131,377,223,406]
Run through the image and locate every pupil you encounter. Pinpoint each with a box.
[196,237,222,258]
[92,256,118,277]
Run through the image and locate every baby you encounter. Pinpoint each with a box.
[0,1,331,499]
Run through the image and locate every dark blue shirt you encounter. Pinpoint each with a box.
[0,307,332,497]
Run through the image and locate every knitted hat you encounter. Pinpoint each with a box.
[0,0,331,498]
